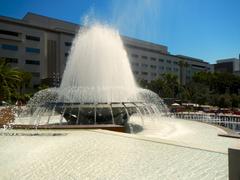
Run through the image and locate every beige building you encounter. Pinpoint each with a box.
[214,57,240,75]
[0,12,211,88]
[124,37,210,84]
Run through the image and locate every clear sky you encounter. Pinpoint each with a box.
[0,0,240,63]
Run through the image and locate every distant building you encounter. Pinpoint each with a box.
[0,12,78,88]
[172,55,210,85]
[118,38,211,85]
[0,12,211,88]
[214,56,240,75]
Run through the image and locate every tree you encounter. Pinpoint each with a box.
[218,94,232,108]
[178,60,189,85]
[191,71,240,107]
[138,70,240,108]
[231,94,240,108]
[0,59,21,102]
[0,58,32,103]
[145,73,180,98]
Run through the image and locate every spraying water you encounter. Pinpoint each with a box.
[14,23,168,127]
[59,24,138,103]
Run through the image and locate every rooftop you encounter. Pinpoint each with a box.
[216,58,240,64]
[176,55,207,64]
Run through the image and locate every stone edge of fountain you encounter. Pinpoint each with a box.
[2,124,125,133]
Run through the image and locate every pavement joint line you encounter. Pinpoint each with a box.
[89,129,228,155]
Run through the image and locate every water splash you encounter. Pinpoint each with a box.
[60,24,137,103]
[15,24,168,127]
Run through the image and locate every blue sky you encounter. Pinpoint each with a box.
[0,0,240,63]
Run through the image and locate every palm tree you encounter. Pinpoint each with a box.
[0,58,32,102]
[178,60,189,85]
[18,70,32,93]
[161,73,179,98]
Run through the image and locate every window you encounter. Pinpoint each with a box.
[125,44,164,54]
[65,42,72,46]
[173,61,178,65]
[26,47,40,53]
[133,71,139,74]
[25,60,40,65]
[31,72,40,77]
[173,68,179,72]
[167,60,171,64]
[151,73,157,76]
[65,53,69,57]
[141,56,148,59]
[2,44,18,51]
[141,72,148,75]
[159,66,164,70]
[159,59,164,62]
[5,57,18,63]
[150,57,156,61]
[26,35,40,42]
[166,67,172,71]
[0,29,18,37]
[150,65,156,69]
[131,62,139,66]
[141,64,148,67]
[131,54,139,58]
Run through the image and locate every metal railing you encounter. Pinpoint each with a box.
[173,112,240,132]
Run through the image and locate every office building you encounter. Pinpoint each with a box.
[0,12,211,88]
[214,56,240,75]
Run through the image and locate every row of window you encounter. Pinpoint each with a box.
[131,54,179,65]
[0,29,41,41]
[65,42,72,46]
[163,67,179,72]
[131,62,179,72]
[0,30,75,46]
[26,59,40,65]
[1,44,40,53]
[26,47,40,53]
[31,72,40,77]
[1,57,40,65]
[0,30,75,48]
[5,57,18,63]
[150,65,156,69]
[0,29,18,37]
[26,35,40,42]
[133,71,178,77]
[2,44,18,51]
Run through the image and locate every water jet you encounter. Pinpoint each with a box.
[14,24,168,130]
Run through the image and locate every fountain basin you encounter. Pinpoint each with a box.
[7,124,125,132]
[16,101,162,127]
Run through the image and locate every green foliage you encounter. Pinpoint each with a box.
[189,72,240,107]
[144,73,180,98]
[139,71,240,108]
[37,83,49,91]
[0,58,32,103]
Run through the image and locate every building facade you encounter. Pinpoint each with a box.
[123,38,210,84]
[0,12,211,88]
[214,57,240,75]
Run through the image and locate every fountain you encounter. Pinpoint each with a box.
[1,24,240,180]
[14,24,168,129]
